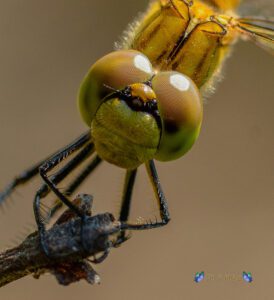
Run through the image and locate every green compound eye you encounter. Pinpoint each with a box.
[152,71,203,161]
[78,50,154,126]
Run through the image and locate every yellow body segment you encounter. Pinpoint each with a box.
[131,0,190,66]
[124,0,240,92]
[169,21,226,88]
[130,83,157,103]
[203,0,241,10]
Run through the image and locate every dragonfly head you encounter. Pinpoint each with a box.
[78,50,203,169]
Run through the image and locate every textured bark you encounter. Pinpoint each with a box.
[0,194,122,287]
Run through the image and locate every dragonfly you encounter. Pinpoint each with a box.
[0,0,273,256]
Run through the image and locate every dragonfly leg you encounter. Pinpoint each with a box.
[37,143,96,222]
[121,160,170,231]
[33,132,93,256]
[0,131,90,207]
[114,169,137,247]
[89,248,110,264]
[48,155,102,220]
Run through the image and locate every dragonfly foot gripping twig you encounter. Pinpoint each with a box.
[0,194,123,287]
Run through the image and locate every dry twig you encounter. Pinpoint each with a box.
[0,194,123,287]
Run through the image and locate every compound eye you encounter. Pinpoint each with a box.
[78,50,154,126]
[152,71,203,161]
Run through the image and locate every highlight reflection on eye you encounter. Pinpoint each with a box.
[134,54,154,74]
[169,73,190,91]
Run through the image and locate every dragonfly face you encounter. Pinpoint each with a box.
[91,82,161,170]
[79,50,203,169]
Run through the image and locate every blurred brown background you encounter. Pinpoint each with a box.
[0,1,273,299]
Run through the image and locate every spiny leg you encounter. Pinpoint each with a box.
[64,156,102,197]
[0,131,90,206]
[45,162,133,258]
[90,168,136,257]
[37,143,96,222]
[114,169,137,246]
[36,154,104,259]
[50,155,109,262]
[34,132,92,255]
[119,169,138,222]
[48,155,102,220]
[0,160,49,207]
[121,160,170,231]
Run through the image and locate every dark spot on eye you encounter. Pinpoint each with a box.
[169,143,183,154]
[164,120,180,134]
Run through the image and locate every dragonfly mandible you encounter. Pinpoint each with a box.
[0,0,273,256]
